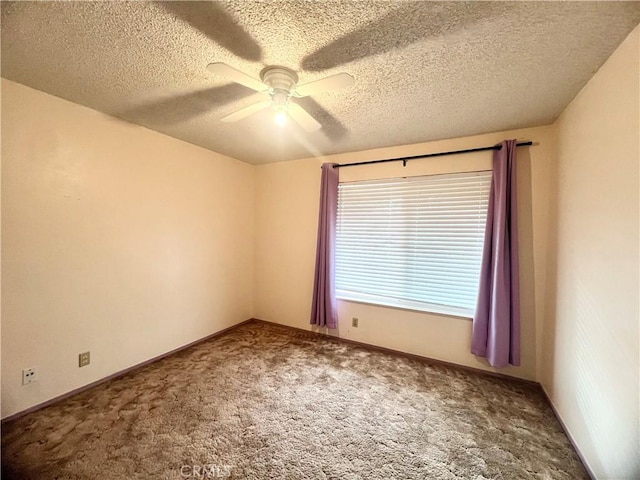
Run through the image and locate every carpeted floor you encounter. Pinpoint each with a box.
[2,321,588,480]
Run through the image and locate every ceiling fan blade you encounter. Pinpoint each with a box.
[207,62,268,92]
[288,103,321,132]
[221,99,271,123]
[293,73,355,98]
[158,2,262,62]
[296,97,349,141]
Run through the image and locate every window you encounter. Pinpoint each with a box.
[335,171,492,317]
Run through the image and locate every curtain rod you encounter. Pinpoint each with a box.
[332,141,534,169]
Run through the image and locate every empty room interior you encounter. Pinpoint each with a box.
[1,1,639,479]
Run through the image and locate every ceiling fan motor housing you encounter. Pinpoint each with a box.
[260,66,299,107]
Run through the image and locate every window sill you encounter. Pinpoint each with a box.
[336,293,473,320]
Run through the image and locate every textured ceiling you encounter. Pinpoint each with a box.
[2,1,640,165]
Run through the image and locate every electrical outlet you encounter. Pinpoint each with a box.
[352,317,359,327]
[22,367,37,385]
[79,351,90,367]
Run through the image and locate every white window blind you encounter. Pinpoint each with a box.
[335,170,492,317]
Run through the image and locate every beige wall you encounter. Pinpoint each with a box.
[541,26,639,479]
[254,124,557,381]
[1,79,255,418]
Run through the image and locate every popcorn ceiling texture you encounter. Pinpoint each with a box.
[1,1,639,164]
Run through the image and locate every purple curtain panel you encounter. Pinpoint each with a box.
[471,139,521,367]
[310,163,339,328]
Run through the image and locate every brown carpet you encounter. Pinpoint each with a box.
[2,321,588,479]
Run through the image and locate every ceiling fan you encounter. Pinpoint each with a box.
[207,62,355,132]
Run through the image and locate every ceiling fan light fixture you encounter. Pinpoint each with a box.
[274,110,288,127]
[271,90,289,127]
